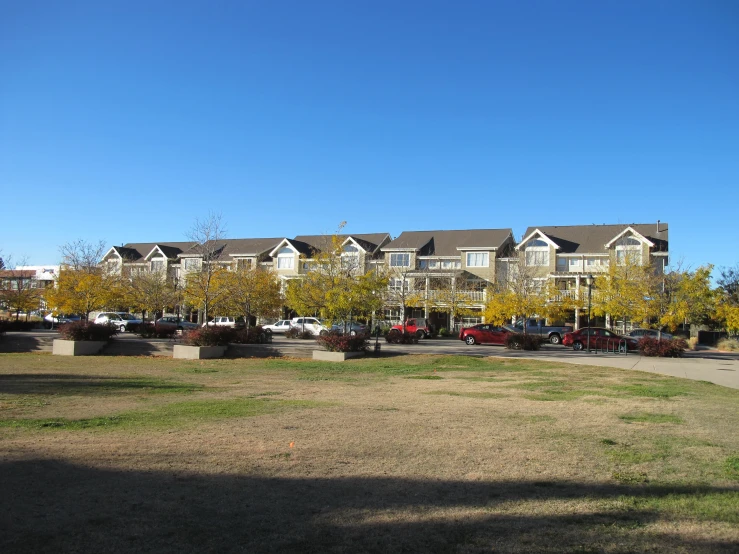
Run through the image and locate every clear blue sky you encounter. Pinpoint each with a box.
[1,1,737,272]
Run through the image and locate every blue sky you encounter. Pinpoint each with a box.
[1,1,737,272]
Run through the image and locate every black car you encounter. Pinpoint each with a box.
[329,322,369,336]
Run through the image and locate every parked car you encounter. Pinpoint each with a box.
[154,316,199,333]
[391,318,434,339]
[43,313,81,328]
[93,312,143,332]
[290,317,329,336]
[203,316,245,328]
[629,328,673,340]
[262,320,292,334]
[511,318,573,344]
[329,321,369,336]
[562,327,638,352]
[459,324,513,345]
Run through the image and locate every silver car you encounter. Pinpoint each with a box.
[94,312,143,332]
[629,328,673,340]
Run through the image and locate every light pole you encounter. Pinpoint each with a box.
[586,274,593,352]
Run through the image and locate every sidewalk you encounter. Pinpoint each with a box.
[489,349,739,390]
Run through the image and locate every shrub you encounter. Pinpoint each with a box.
[136,322,177,339]
[438,327,449,337]
[505,333,543,351]
[637,336,688,357]
[717,338,739,352]
[285,327,315,340]
[385,329,419,344]
[57,321,118,342]
[687,337,699,351]
[316,334,369,352]
[232,326,273,344]
[0,320,38,331]
[182,326,236,346]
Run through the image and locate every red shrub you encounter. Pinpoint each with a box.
[637,337,688,357]
[182,326,236,346]
[57,321,118,341]
[317,334,369,352]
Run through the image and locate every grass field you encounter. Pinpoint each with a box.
[1,352,738,553]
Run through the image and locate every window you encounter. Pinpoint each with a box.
[568,258,581,269]
[442,260,452,269]
[389,278,408,290]
[616,237,642,265]
[390,253,410,267]
[525,239,549,266]
[277,247,294,269]
[429,260,438,269]
[236,258,253,270]
[183,258,200,271]
[419,260,427,269]
[466,252,489,267]
[151,259,164,273]
[454,261,461,269]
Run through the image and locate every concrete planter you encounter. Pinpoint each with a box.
[173,344,227,359]
[52,339,107,356]
[312,350,365,362]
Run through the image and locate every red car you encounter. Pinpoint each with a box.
[562,327,638,352]
[459,324,512,345]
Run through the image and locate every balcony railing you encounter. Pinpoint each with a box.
[425,290,486,303]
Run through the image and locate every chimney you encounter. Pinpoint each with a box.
[656,220,660,233]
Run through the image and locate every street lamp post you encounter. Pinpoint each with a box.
[586,274,593,352]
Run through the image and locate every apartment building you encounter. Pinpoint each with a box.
[100,222,668,330]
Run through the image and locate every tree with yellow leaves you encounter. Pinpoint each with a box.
[45,240,120,320]
[221,266,283,331]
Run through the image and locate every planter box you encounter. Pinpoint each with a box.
[312,350,365,362]
[52,339,107,356]
[173,344,227,359]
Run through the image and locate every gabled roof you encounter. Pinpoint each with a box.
[382,229,514,257]
[290,233,391,257]
[519,223,669,254]
[107,242,193,263]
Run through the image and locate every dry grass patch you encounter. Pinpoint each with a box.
[1,352,738,552]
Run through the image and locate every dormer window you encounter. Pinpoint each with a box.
[277,247,294,269]
[341,244,360,270]
[236,258,253,270]
[525,239,549,266]
[615,237,642,265]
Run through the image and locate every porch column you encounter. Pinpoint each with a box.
[424,276,430,318]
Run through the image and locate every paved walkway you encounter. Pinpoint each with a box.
[483,349,739,390]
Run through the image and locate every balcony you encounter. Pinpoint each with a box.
[426,290,486,304]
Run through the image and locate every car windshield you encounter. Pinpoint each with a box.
[120,314,138,320]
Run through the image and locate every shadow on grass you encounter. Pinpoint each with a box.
[0,374,199,395]
[1,458,737,553]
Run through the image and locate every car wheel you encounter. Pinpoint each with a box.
[177,326,183,331]
[465,335,476,345]
[319,330,328,336]
[573,341,583,351]
[119,325,126,333]
[416,330,425,339]
[549,334,561,345]
[350,330,357,336]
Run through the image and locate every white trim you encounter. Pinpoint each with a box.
[143,245,168,261]
[516,229,560,250]
[100,247,121,262]
[341,236,369,254]
[456,246,497,251]
[605,226,654,248]
[269,239,299,257]
[381,247,420,252]
[652,252,669,256]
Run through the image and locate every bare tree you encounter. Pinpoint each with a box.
[183,212,228,323]
[59,239,108,273]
